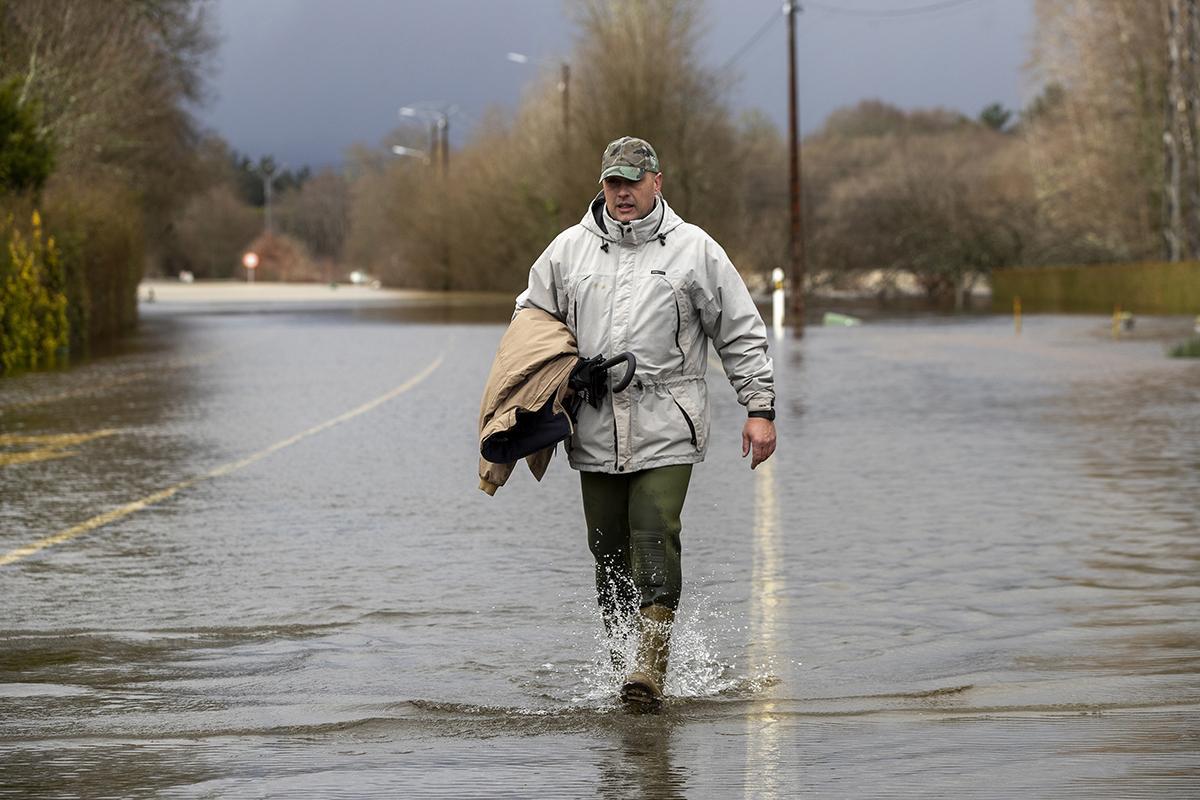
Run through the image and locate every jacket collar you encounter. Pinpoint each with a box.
[583,193,683,247]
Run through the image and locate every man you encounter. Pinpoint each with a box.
[516,135,776,707]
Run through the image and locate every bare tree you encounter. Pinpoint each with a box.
[1170,0,1200,257]
[806,104,1031,304]
[344,0,755,293]
[570,0,739,236]
[1165,0,1186,260]
[277,170,351,264]
[0,0,215,243]
[173,184,260,279]
[1027,0,1170,262]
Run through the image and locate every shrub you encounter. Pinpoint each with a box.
[0,211,69,373]
[41,177,144,349]
[1169,335,1200,358]
[242,231,320,282]
[170,183,260,279]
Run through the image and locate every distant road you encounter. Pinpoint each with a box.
[138,279,512,306]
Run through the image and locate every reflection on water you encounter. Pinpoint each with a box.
[745,457,783,800]
[1,308,1198,797]
[597,716,689,800]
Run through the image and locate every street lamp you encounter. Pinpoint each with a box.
[397,103,457,289]
[399,104,452,176]
[390,145,430,163]
[255,159,287,234]
[506,51,570,136]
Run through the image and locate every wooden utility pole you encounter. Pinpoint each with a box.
[560,62,571,137]
[428,122,440,171]
[439,115,449,177]
[258,159,280,234]
[786,1,807,335]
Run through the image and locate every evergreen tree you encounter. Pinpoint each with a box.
[0,79,53,194]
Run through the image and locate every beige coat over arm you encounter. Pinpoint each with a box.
[477,307,578,495]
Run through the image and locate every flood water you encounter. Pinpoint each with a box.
[1,297,1198,798]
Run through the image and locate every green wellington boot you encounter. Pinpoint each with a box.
[620,604,674,708]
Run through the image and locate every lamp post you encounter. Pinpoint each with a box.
[255,159,286,234]
[399,105,451,177]
[506,51,570,137]
[506,50,572,228]
[397,103,455,289]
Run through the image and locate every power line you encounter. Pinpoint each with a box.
[719,5,784,72]
[805,0,987,18]
[718,0,987,72]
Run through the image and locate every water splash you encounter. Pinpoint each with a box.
[572,585,779,704]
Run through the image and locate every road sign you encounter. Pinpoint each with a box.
[242,251,259,283]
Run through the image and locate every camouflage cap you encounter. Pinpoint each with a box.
[599,136,660,183]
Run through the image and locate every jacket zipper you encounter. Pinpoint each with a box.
[651,272,683,357]
[613,423,620,470]
[672,398,698,446]
[672,296,681,355]
[572,274,592,332]
[608,251,621,471]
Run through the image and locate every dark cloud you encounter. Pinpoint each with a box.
[199,0,1033,169]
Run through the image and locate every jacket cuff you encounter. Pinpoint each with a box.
[745,394,775,414]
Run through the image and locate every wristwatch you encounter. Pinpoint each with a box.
[748,409,775,421]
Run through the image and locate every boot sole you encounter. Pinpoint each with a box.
[620,681,662,709]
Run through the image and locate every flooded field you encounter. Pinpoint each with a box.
[2,297,1198,798]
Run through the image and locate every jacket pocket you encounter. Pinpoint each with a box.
[671,397,697,446]
[567,274,593,346]
[651,272,683,359]
[664,382,706,451]
[566,273,595,355]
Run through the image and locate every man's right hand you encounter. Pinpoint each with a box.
[742,418,776,469]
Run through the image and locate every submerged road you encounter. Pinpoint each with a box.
[1,295,1198,798]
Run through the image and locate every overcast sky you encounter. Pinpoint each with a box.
[199,0,1035,170]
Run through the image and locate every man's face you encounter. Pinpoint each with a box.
[602,171,663,222]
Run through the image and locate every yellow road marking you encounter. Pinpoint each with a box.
[0,354,444,567]
[1,450,79,468]
[0,430,121,447]
[0,429,121,468]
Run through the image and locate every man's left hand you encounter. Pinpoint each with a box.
[742,418,776,470]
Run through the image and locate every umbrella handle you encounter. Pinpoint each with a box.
[599,352,636,393]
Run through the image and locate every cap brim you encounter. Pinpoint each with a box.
[599,165,645,183]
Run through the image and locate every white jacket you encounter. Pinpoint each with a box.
[516,194,774,474]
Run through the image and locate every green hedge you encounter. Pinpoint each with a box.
[991,261,1200,314]
[45,182,143,348]
[0,183,144,375]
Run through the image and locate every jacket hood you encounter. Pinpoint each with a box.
[580,193,684,247]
